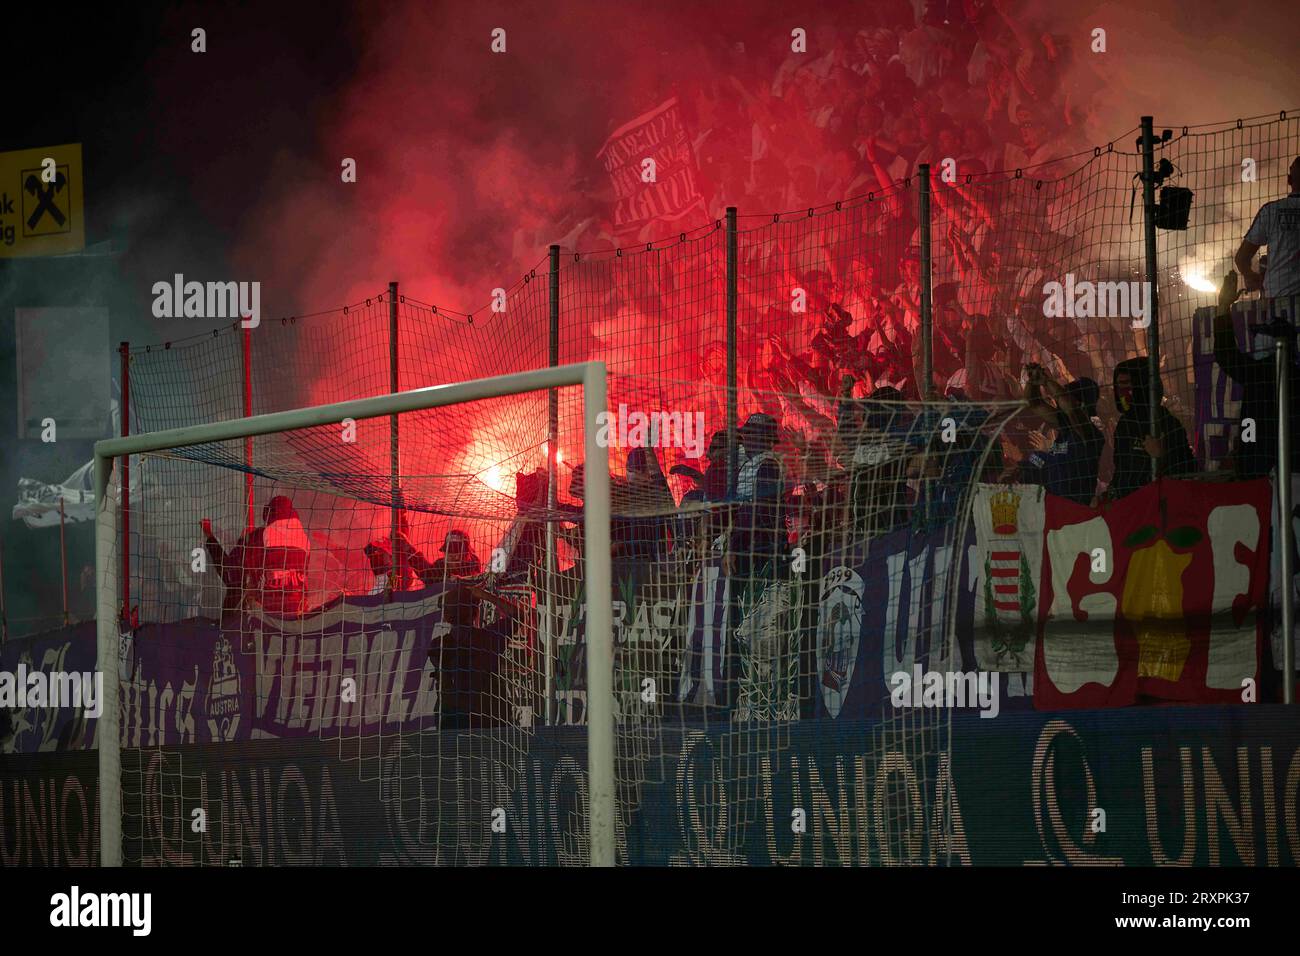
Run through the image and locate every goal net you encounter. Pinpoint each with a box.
[96,361,1021,866]
[95,362,616,866]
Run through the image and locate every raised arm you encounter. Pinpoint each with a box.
[1234,240,1263,292]
[862,139,903,216]
[1212,270,1264,385]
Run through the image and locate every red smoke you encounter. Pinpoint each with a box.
[209,0,1300,562]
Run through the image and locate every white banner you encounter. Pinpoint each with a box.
[970,484,1046,672]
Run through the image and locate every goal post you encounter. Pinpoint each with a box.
[96,346,1025,866]
[94,452,122,867]
[93,360,616,867]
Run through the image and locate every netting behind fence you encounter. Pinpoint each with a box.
[124,112,1299,509]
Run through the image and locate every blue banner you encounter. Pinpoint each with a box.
[6,707,1299,866]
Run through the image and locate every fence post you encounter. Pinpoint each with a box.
[243,326,254,531]
[726,207,738,495]
[118,342,130,624]
[546,244,561,726]
[59,497,69,626]
[581,361,614,865]
[918,163,934,398]
[1139,117,1163,480]
[389,282,400,587]
[95,453,121,866]
[1277,301,1296,704]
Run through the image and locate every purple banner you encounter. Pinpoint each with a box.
[1192,299,1300,471]
[812,521,1034,721]
[2,585,462,754]
[121,586,455,748]
[0,622,98,753]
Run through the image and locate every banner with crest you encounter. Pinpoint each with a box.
[971,485,1047,673]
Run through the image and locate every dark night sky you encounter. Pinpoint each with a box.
[6,1,358,297]
[8,0,1300,331]
[1,1,363,627]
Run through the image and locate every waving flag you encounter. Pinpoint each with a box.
[597,97,706,240]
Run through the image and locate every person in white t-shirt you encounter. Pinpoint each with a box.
[1236,156,1300,298]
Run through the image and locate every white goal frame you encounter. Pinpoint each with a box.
[93,361,616,866]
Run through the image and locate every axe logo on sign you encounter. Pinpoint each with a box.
[817,566,864,718]
[0,144,83,256]
[21,164,72,237]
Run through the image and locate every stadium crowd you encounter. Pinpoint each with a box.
[539,0,1163,520]
[184,1,1300,720]
[196,0,1299,607]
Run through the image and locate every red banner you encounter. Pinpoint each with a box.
[1034,479,1271,709]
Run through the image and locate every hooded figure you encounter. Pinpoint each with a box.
[252,496,309,613]
[365,511,427,594]
[423,529,483,581]
[1109,358,1195,499]
[201,495,309,617]
[736,414,780,498]
[1020,373,1104,506]
[427,581,506,729]
[670,429,735,503]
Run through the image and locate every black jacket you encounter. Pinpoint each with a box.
[1213,317,1300,477]
[1110,357,1195,499]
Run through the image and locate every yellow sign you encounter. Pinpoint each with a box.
[0,143,84,257]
